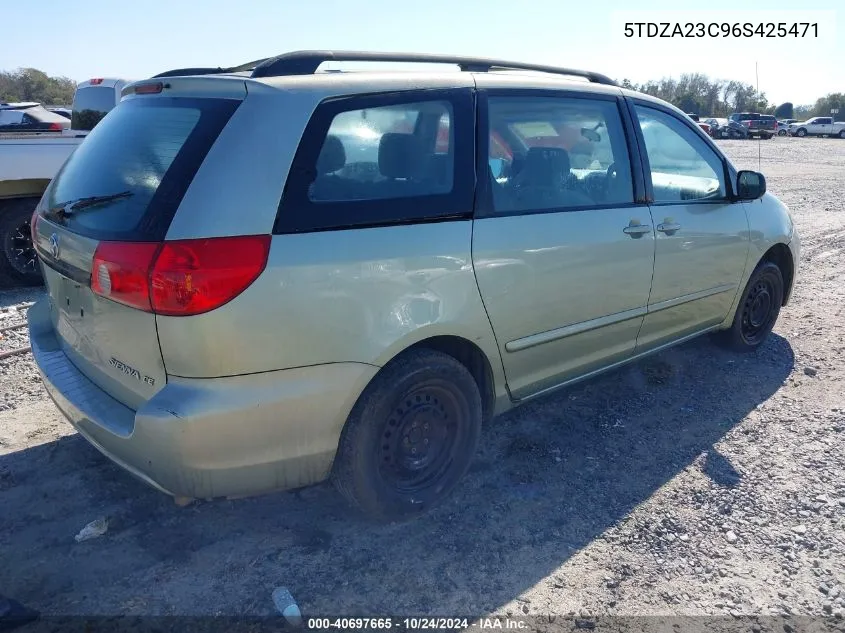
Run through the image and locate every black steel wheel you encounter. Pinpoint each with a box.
[0,197,43,287]
[717,261,784,352]
[333,349,482,521]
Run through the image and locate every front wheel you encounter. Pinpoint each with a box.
[0,197,43,288]
[332,349,482,521]
[839,130,845,139]
[717,261,784,352]
[796,128,807,137]
[778,130,787,136]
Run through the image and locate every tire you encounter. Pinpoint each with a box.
[717,261,784,353]
[778,130,787,136]
[839,130,845,139]
[332,349,482,521]
[0,197,43,288]
[796,128,807,137]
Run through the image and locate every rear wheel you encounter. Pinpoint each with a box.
[717,261,784,352]
[778,129,787,136]
[0,198,43,288]
[839,130,845,139]
[332,349,482,521]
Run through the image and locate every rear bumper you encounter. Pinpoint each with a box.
[28,297,378,499]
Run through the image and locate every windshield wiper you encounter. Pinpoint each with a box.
[47,190,133,221]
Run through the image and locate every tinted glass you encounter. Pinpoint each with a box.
[486,96,634,213]
[71,86,118,130]
[635,106,726,202]
[44,97,239,241]
[308,100,453,203]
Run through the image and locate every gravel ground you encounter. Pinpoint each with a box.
[0,138,843,626]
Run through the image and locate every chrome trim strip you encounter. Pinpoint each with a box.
[516,324,720,402]
[647,283,736,314]
[505,306,647,353]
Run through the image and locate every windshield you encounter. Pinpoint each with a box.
[71,86,119,131]
[44,96,240,241]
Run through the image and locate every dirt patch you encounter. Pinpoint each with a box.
[0,139,843,621]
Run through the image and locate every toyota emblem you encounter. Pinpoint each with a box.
[49,233,60,259]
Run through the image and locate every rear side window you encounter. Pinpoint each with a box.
[308,101,454,202]
[44,97,239,241]
[276,89,474,234]
[71,86,118,130]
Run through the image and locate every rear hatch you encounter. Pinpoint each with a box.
[33,86,242,410]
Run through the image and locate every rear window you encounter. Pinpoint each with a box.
[71,86,119,131]
[44,97,239,241]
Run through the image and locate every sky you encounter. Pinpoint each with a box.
[2,0,841,107]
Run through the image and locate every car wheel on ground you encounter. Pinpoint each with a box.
[796,128,807,137]
[332,349,482,521]
[839,130,845,139]
[0,197,42,287]
[717,261,784,352]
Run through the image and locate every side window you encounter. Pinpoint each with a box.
[276,90,474,234]
[485,96,634,214]
[634,105,727,203]
[308,100,453,203]
[0,111,24,125]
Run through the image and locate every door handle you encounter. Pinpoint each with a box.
[622,223,651,238]
[657,222,681,235]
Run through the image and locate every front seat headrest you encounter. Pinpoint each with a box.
[316,135,346,175]
[379,133,424,179]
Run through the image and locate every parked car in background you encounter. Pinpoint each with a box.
[788,117,845,138]
[0,103,70,134]
[48,107,72,120]
[0,77,131,286]
[706,117,748,139]
[686,113,711,135]
[729,112,777,139]
[27,50,799,521]
[777,119,798,136]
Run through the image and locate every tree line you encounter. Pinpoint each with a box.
[2,67,842,122]
[1,68,77,106]
[618,73,843,121]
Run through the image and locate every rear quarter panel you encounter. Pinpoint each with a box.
[155,221,508,400]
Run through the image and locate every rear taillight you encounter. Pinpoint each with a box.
[89,78,104,85]
[92,242,160,311]
[48,122,63,131]
[91,235,270,316]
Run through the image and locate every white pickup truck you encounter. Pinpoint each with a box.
[788,116,845,138]
[0,78,130,286]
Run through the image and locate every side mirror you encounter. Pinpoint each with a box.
[736,170,766,200]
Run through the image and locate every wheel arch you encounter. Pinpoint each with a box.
[384,335,499,423]
[760,242,795,306]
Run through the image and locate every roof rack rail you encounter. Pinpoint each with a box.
[249,50,617,86]
[152,58,269,79]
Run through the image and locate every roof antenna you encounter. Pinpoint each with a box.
[756,61,761,172]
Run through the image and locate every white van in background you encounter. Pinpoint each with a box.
[66,77,133,135]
